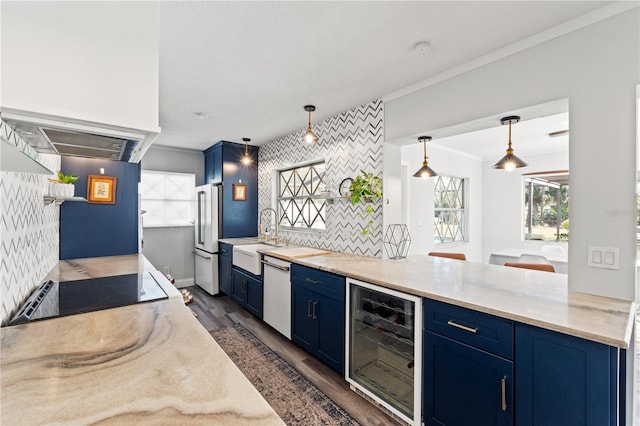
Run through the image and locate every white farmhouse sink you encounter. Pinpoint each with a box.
[232,244,269,275]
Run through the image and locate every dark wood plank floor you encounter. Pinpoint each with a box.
[184,285,400,426]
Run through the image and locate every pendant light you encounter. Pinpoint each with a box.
[413,136,438,178]
[493,115,528,171]
[301,105,319,144]
[241,137,252,165]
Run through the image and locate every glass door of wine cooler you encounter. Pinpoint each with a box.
[346,278,422,426]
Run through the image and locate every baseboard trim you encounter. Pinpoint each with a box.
[174,278,194,288]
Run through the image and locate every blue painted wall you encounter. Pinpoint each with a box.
[60,157,139,259]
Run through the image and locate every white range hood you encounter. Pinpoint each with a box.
[1,109,160,163]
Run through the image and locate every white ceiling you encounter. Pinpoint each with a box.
[156,1,611,152]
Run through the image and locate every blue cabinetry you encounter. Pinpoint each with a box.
[515,323,623,426]
[291,264,345,375]
[231,267,263,319]
[219,242,233,295]
[203,141,258,238]
[423,299,514,426]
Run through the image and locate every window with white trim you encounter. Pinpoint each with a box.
[139,170,195,227]
[277,161,326,230]
[434,175,466,244]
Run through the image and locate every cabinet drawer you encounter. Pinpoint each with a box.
[219,242,233,259]
[291,264,345,302]
[424,299,514,359]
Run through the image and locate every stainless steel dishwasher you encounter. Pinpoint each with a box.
[262,255,291,339]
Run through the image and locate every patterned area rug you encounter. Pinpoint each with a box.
[211,324,359,426]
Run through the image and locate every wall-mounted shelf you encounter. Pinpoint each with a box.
[43,196,87,206]
[1,138,53,175]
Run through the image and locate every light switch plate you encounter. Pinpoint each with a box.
[588,246,619,270]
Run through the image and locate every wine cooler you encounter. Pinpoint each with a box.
[346,278,422,426]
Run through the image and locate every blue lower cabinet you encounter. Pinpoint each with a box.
[231,268,263,319]
[515,323,622,426]
[219,256,232,295]
[291,264,345,375]
[291,283,315,353]
[423,331,513,426]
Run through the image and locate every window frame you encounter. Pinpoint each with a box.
[275,160,327,232]
[433,174,467,246]
[139,170,196,228]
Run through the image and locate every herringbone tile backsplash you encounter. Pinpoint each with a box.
[258,99,384,257]
[0,120,61,325]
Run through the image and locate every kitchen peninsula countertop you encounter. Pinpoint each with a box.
[0,255,283,425]
[291,252,635,349]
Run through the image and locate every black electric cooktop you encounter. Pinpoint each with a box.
[8,273,168,326]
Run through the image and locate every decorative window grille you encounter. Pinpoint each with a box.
[140,171,195,227]
[434,175,465,244]
[277,161,326,230]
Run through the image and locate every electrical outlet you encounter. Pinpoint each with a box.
[163,266,170,275]
[588,246,619,270]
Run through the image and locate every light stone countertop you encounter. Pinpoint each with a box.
[0,255,283,425]
[290,252,636,349]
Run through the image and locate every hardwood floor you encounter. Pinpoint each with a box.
[184,285,400,426]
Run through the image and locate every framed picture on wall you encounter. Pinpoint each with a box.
[233,184,247,201]
[87,175,117,204]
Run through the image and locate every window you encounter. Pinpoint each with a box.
[434,175,465,244]
[523,172,569,241]
[277,161,326,230]
[139,171,195,227]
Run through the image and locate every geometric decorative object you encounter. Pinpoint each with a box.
[493,115,528,171]
[383,224,411,259]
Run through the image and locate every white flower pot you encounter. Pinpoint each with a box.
[49,183,75,198]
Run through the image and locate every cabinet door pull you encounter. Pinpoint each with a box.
[501,376,507,411]
[307,300,313,318]
[306,278,320,284]
[312,301,318,319]
[242,280,248,293]
[447,320,478,334]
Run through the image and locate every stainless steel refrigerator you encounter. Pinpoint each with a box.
[194,184,220,295]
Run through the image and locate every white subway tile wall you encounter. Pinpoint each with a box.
[258,99,384,257]
[0,120,61,325]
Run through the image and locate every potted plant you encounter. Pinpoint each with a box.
[348,170,387,235]
[49,171,79,198]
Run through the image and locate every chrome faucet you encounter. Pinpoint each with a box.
[259,207,279,244]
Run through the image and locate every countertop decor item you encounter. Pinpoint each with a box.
[87,174,117,204]
[413,136,438,178]
[383,224,411,259]
[493,115,528,171]
[301,105,319,144]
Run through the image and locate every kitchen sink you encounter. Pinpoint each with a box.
[232,244,270,275]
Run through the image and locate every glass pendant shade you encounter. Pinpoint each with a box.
[241,137,252,165]
[493,115,527,171]
[301,105,319,144]
[413,136,437,178]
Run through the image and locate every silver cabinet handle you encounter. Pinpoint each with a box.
[447,320,478,334]
[312,301,317,319]
[307,300,313,318]
[193,251,211,260]
[306,278,320,284]
[197,191,205,245]
[501,376,507,411]
[261,259,290,271]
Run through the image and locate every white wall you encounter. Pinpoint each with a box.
[385,10,639,301]
[401,143,483,261]
[481,151,570,263]
[1,2,159,132]
[141,145,203,287]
